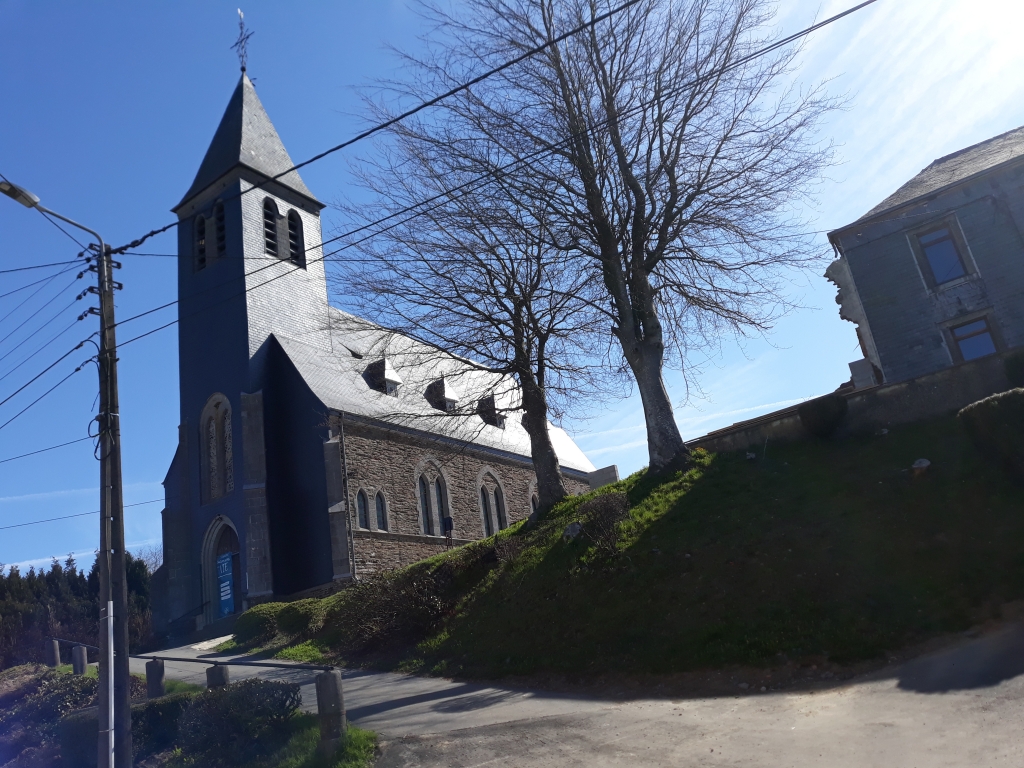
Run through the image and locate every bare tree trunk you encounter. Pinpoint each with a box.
[622,337,687,473]
[519,372,568,513]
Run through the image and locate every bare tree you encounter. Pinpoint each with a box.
[334,157,609,512]
[360,0,839,474]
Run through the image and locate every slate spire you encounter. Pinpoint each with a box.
[175,73,319,211]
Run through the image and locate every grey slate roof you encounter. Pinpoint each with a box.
[176,74,318,210]
[273,308,597,475]
[855,124,1024,224]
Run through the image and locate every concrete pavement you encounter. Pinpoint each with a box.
[133,623,1024,767]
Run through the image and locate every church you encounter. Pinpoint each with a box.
[152,73,603,638]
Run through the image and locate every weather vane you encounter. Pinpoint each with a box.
[231,9,254,73]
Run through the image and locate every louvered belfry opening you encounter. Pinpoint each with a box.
[287,210,304,266]
[214,202,226,257]
[195,216,207,271]
[263,198,279,256]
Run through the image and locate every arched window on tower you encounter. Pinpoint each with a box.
[480,486,493,537]
[194,215,207,271]
[418,475,434,535]
[375,492,388,531]
[199,395,233,503]
[356,490,369,530]
[263,198,280,257]
[287,210,305,267]
[214,202,226,257]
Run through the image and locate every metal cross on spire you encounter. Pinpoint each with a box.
[231,8,254,73]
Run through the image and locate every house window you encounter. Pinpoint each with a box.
[918,228,966,285]
[194,216,207,271]
[494,485,507,530]
[375,492,388,531]
[480,487,493,537]
[214,202,226,257]
[356,490,369,530]
[951,318,997,361]
[287,210,305,267]
[419,475,434,535]
[434,479,449,533]
[263,198,280,257]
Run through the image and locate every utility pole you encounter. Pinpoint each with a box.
[95,242,133,768]
[0,179,131,768]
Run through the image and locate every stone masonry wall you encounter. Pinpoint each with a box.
[341,419,589,575]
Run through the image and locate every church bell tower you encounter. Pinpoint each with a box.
[164,72,332,627]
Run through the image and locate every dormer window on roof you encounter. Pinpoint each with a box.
[477,395,506,429]
[364,357,403,397]
[425,376,463,413]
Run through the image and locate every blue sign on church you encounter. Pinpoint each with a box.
[217,553,234,618]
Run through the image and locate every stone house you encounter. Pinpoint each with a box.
[153,74,603,637]
[827,125,1024,388]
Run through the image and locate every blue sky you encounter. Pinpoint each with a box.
[1,0,1023,571]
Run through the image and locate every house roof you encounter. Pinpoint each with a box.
[852,124,1024,225]
[175,73,318,211]
[272,308,597,475]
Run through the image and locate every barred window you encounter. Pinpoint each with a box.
[194,216,207,271]
[375,492,388,531]
[287,210,305,267]
[263,198,279,256]
[214,202,226,257]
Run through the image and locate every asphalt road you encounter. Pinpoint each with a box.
[132,623,1024,767]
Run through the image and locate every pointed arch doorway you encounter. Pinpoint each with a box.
[202,517,242,625]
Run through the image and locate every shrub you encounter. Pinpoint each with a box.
[233,602,285,644]
[798,394,849,438]
[958,388,1024,480]
[0,671,97,741]
[323,565,457,654]
[58,691,197,768]
[1005,350,1024,388]
[177,678,301,766]
[580,493,631,557]
[276,598,328,637]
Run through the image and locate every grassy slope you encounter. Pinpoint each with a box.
[265,414,1024,679]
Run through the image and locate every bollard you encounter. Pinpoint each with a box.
[206,664,230,688]
[71,645,88,675]
[315,669,346,756]
[44,639,60,668]
[146,659,165,698]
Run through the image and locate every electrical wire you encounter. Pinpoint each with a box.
[0,318,84,385]
[0,340,88,410]
[0,261,79,275]
[0,359,91,434]
[114,0,882,345]
[0,499,163,531]
[0,298,85,371]
[0,273,83,348]
[110,0,651,255]
[0,436,92,465]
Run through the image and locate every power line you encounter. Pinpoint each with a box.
[111,0,648,255]
[0,436,92,465]
[0,499,163,532]
[0,170,87,250]
[114,0,882,344]
[0,273,83,348]
[0,359,91,434]
[0,297,85,371]
[0,260,79,275]
[0,261,80,303]
[0,318,83,384]
[0,340,88,410]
